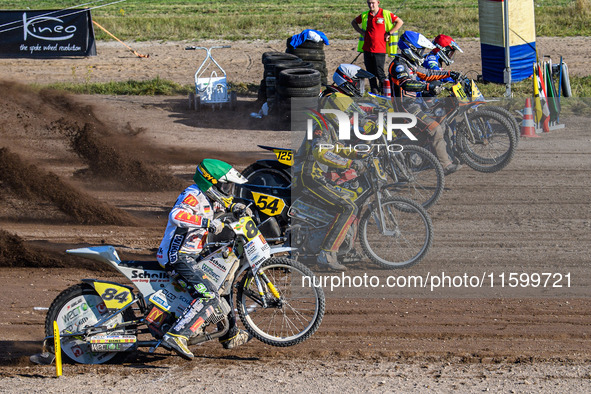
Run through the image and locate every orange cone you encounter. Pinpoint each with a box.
[520,98,540,138]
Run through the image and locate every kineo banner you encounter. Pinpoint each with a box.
[0,9,96,58]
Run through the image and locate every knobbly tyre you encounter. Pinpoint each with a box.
[235,146,434,270]
[43,215,325,364]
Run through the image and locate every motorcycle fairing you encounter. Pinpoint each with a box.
[81,280,134,310]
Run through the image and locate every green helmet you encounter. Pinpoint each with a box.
[193,159,247,198]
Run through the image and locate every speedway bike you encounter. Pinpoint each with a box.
[43,215,325,364]
[236,147,434,269]
[395,78,517,173]
[239,140,444,211]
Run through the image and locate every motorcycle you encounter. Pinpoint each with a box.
[391,77,517,173]
[240,139,444,211]
[453,76,521,147]
[236,146,434,269]
[43,215,325,364]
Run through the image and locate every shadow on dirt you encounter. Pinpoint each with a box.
[150,96,294,132]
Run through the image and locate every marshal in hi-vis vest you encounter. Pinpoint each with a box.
[357,9,399,57]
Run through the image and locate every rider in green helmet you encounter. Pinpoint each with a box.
[158,159,252,360]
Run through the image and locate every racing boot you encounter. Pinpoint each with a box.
[220,327,253,350]
[317,250,347,271]
[162,333,194,360]
[443,163,462,175]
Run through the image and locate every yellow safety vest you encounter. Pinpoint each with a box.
[357,9,399,57]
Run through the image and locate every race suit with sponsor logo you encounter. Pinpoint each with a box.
[388,56,454,167]
[157,184,220,340]
[157,183,215,267]
[296,93,362,253]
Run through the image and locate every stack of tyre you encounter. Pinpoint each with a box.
[259,52,301,111]
[274,67,322,130]
[285,38,328,85]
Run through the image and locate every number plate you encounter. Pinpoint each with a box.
[252,192,286,216]
[273,149,293,166]
[245,234,271,269]
[93,282,133,309]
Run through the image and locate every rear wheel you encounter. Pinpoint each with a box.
[44,284,134,364]
[359,196,433,269]
[237,257,325,347]
[238,163,291,200]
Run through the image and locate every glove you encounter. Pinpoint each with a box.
[427,83,442,96]
[449,71,462,81]
[351,159,366,173]
[231,202,253,217]
[207,218,224,235]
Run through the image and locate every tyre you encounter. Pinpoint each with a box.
[262,52,300,65]
[274,61,313,80]
[276,84,321,98]
[359,196,433,269]
[258,78,267,102]
[482,105,520,147]
[286,37,325,50]
[382,145,445,210]
[237,163,291,200]
[457,109,516,173]
[265,59,303,78]
[561,62,572,97]
[278,68,321,88]
[286,47,325,61]
[44,283,135,364]
[237,257,325,347]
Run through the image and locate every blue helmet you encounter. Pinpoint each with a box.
[398,31,436,66]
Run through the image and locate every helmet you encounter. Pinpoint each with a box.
[332,64,375,97]
[432,34,463,66]
[193,159,247,207]
[397,31,436,67]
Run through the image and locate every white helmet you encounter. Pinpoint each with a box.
[332,64,375,97]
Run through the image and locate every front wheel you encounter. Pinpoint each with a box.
[44,284,134,364]
[457,109,516,173]
[359,196,433,269]
[383,145,445,210]
[237,257,325,347]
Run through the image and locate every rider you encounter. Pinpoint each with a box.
[325,63,375,97]
[388,30,463,175]
[157,159,252,360]
[295,65,374,271]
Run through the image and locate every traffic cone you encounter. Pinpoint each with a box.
[383,78,391,98]
[520,98,539,138]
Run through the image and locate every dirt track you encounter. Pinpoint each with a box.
[0,39,590,391]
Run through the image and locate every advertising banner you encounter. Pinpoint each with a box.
[0,9,96,58]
